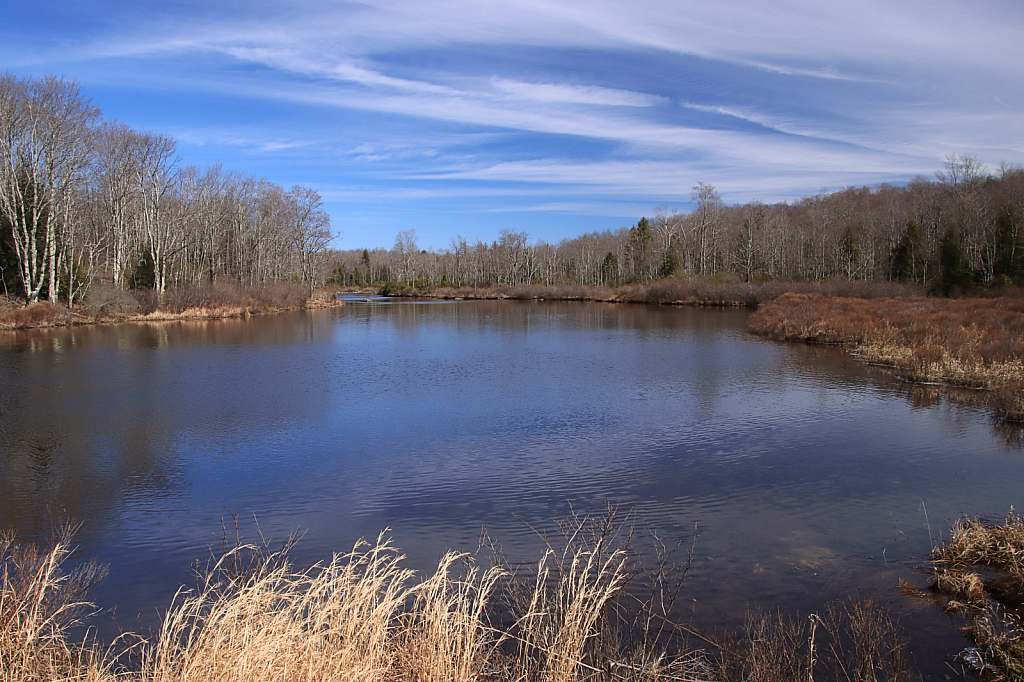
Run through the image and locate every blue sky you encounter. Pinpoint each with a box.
[3,1,1022,250]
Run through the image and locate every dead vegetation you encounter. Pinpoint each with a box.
[932,510,1024,574]
[0,525,110,681]
[714,601,907,682]
[909,510,1024,680]
[419,279,922,308]
[748,293,1024,420]
[1,512,912,682]
[0,282,323,330]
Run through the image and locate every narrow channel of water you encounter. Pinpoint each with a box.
[0,300,1019,677]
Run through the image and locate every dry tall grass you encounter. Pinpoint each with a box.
[0,527,109,682]
[932,509,1024,574]
[715,602,907,682]
[918,510,1024,679]
[748,293,1024,420]
[2,516,913,682]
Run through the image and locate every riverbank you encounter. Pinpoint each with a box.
[0,283,340,331]
[748,293,1024,420]
[1,278,922,330]
[376,278,923,307]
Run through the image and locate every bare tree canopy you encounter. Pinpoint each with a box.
[0,72,335,305]
[326,161,1024,293]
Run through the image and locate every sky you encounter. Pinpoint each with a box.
[2,1,1023,250]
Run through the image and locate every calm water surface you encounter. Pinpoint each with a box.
[1,300,1020,678]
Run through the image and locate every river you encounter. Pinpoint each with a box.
[0,299,1020,678]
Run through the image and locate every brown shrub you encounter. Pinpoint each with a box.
[0,301,72,329]
[127,282,311,317]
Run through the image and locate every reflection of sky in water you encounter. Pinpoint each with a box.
[0,301,1020,675]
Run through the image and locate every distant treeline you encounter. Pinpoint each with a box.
[329,161,1024,295]
[0,73,333,306]
[4,74,1022,308]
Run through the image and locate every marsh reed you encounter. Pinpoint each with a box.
[2,512,909,682]
[748,293,1024,419]
[916,510,1024,679]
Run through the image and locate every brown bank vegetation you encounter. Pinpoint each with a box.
[392,278,922,308]
[0,282,331,331]
[748,292,1024,420]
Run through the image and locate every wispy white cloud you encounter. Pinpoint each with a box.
[489,79,666,107]
[4,0,1022,247]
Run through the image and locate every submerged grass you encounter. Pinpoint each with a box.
[916,510,1024,680]
[748,293,1024,420]
[2,513,911,682]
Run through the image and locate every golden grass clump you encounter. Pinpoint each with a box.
[393,551,504,681]
[929,568,987,611]
[142,533,417,681]
[1,513,919,682]
[917,510,1024,679]
[0,527,110,682]
[932,509,1024,574]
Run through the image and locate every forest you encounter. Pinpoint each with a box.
[331,167,1024,295]
[0,73,333,307]
[2,71,1024,309]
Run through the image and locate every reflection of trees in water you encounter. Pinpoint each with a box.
[0,311,343,540]
[895,380,1024,449]
[0,312,335,354]
[0,365,184,540]
[991,420,1024,449]
[758,340,1024,450]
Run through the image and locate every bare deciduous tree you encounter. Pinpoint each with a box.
[0,74,98,302]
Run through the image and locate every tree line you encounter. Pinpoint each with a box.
[4,73,1022,306]
[329,157,1024,294]
[0,73,333,306]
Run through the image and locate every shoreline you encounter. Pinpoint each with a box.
[371,278,923,307]
[0,292,343,332]
[748,292,1024,421]
[6,281,1022,420]
[0,278,917,331]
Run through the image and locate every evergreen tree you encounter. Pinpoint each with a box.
[661,239,682,278]
[936,223,967,295]
[891,219,927,283]
[840,225,862,279]
[601,251,619,286]
[0,215,21,298]
[994,203,1024,279]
